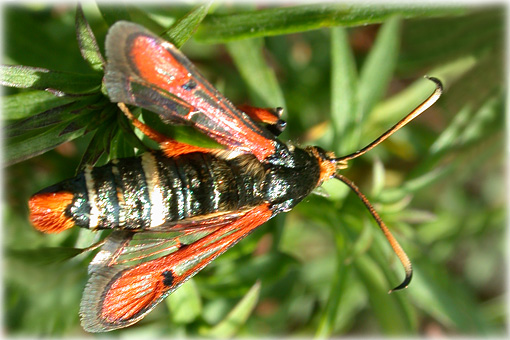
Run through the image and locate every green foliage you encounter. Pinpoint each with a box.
[194,4,464,43]
[227,38,286,108]
[3,2,504,338]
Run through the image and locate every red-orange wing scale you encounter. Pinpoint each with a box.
[80,204,273,332]
[104,21,277,161]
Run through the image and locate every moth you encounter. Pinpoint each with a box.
[28,21,442,332]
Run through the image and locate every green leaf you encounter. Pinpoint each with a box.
[97,5,132,27]
[141,109,221,149]
[398,9,503,73]
[315,228,351,338]
[7,247,87,265]
[110,110,149,158]
[370,56,477,129]
[1,65,101,94]
[205,281,261,338]
[195,4,464,43]
[330,26,359,155]
[354,254,415,334]
[201,251,297,296]
[371,158,386,198]
[2,91,74,120]
[6,102,78,138]
[227,38,285,108]
[163,2,212,48]
[5,94,105,138]
[358,17,401,133]
[76,113,117,170]
[457,94,502,147]
[6,120,85,165]
[75,4,105,72]
[167,280,202,324]
[429,105,472,156]
[410,261,492,333]
[5,100,108,165]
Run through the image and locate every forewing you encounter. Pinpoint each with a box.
[80,204,273,332]
[104,21,277,161]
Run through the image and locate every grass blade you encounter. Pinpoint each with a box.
[205,281,261,338]
[167,280,202,324]
[97,4,131,26]
[1,65,101,94]
[227,38,285,108]
[75,4,105,72]
[358,17,401,131]
[163,2,212,48]
[2,91,74,120]
[196,4,463,43]
[330,26,358,155]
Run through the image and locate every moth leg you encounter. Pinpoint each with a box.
[117,103,219,157]
[237,104,287,136]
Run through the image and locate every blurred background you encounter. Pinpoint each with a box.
[3,2,505,337]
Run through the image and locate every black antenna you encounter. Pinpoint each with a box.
[335,77,443,163]
[333,77,443,292]
[335,174,412,292]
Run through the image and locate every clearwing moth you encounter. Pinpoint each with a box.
[28,21,443,332]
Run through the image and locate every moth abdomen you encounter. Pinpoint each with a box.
[29,151,266,233]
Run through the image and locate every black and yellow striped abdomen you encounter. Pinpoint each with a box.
[37,151,266,231]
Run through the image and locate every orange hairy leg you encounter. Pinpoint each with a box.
[237,104,283,125]
[117,103,220,157]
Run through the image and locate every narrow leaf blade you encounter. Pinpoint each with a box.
[2,91,74,120]
[1,65,101,94]
[227,38,285,108]
[330,26,359,155]
[97,5,131,26]
[7,247,88,265]
[358,17,401,123]
[163,2,212,48]
[75,4,105,72]
[167,280,202,324]
[195,4,464,43]
[205,281,261,338]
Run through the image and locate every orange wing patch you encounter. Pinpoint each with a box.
[81,204,273,332]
